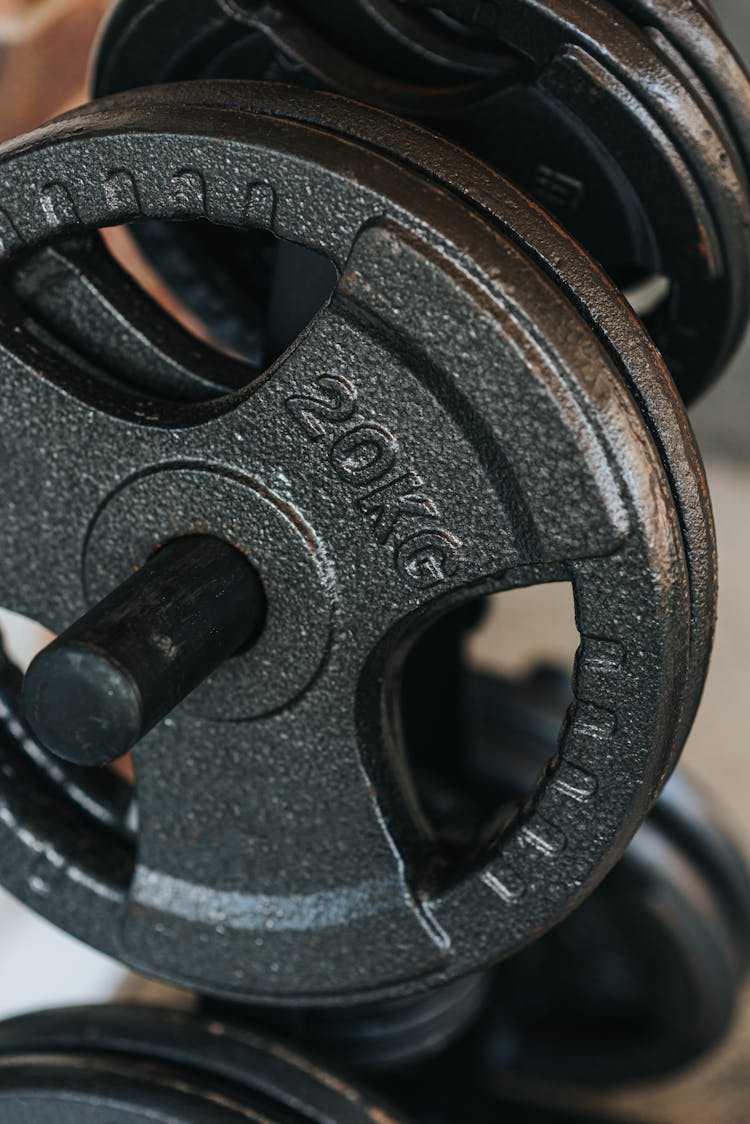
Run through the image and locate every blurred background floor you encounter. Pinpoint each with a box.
[0,0,747,1119]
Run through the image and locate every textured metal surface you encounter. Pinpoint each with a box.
[0,84,702,1004]
[22,82,718,763]
[92,0,750,402]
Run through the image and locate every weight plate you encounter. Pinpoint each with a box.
[92,0,750,402]
[0,1002,627,1123]
[24,81,714,780]
[0,1005,406,1122]
[0,84,693,1004]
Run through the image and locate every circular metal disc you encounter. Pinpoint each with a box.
[0,87,694,1003]
[24,82,713,782]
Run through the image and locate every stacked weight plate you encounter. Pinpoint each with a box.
[92,0,750,401]
[0,0,747,1118]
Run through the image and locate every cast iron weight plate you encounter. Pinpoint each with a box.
[0,1003,648,1123]
[0,1005,407,1123]
[92,0,750,402]
[21,83,716,769]
[0,86,693,1004]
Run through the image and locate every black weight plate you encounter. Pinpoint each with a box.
[0,1005,407,1123]
[92,0,750,402]
[377,0,750,398]
[0,1004,627,1123]
[29,81,713,783]
[0,85,694,1003]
